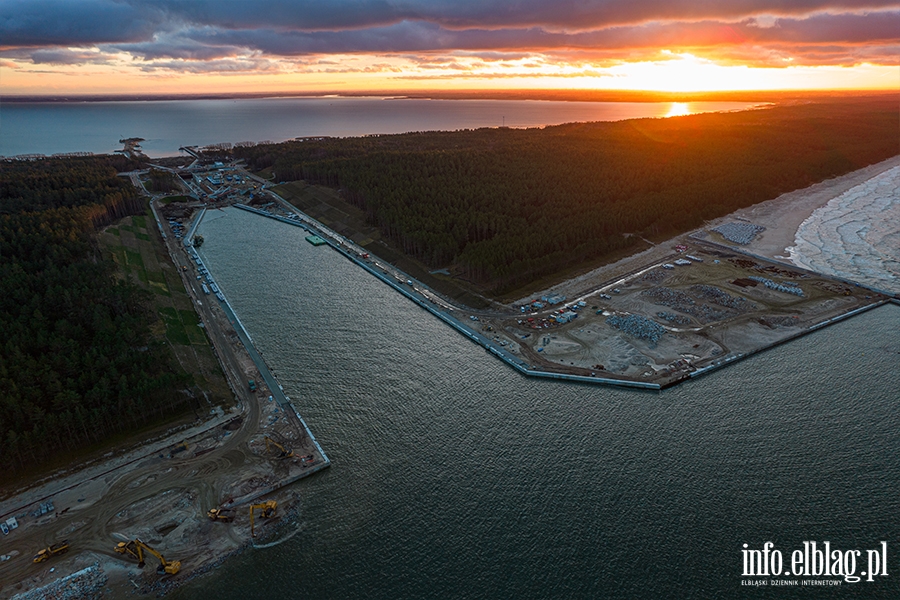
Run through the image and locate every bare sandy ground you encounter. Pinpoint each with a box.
[721,154,900,260]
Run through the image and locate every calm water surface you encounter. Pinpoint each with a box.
[181,207,900,599]
[0,97,758,157]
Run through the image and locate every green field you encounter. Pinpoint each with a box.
[99,208,232,404]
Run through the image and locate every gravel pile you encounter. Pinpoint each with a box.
[711,222,766,244]
[640,269,670,284]
[606,314,667,345]
[12,564,107,600]
[690,285,757,311]
[641,287,730,322]
[760,315,801,328]
[656,311,693,325]
[749,276,804,296]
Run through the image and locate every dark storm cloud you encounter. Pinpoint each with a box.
[134,0,900,31]
[0,0,897,69]
[0,0,162,46]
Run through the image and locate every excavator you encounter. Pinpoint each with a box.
[207,507,236,522]
[249,500,277,538]
[114,539,181,575]
[33,540,69,563]
[264,436,294,459]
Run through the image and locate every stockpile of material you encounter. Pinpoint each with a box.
[656,311,693,325]
[711,222,766,244]
[12,564,107,600]
[748,276,805,296]
[606,314,667,344]
[641,287,730,322]
[690,285,757,311]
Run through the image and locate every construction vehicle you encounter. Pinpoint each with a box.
[114,539,181,575]
[207,507,236,522]
[32,540,69,563]
[249,501,277,538]
[264,436,294,459]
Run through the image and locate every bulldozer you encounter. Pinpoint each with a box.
[207,507,236,522]
[249,500,277,538]
[264,436,294,459]
[114,539,181,575]
[32,540,69,563]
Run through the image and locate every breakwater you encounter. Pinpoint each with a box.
[232,202,889,391]
[234,203,661,390]
[185,235,331,470]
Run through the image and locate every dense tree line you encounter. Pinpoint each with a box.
[0,156,189,476]
[236,98,898,293]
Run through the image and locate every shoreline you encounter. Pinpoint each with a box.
[239,164,896,390]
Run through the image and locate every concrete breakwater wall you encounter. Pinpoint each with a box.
[234,203,662,390]
[687,299,889,383]
[188,218,331,472]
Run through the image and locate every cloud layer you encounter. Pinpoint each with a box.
[1,0,898,79]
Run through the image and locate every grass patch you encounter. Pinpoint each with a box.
[147,270,167,284]
[107,227,120,236]
[150,281,171,296]
[162,195,191,204]
[179,309,207,345]
[136,232,151,241]
[125,249,144,268]
[132,215,147,229]
[158,307,189,345]
[120,224,135,233]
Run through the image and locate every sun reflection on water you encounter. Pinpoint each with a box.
[665,102,691,117]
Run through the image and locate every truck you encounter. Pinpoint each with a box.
[33,540,69,563]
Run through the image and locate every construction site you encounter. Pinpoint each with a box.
[477,235,892,388]
[0,166,330,599]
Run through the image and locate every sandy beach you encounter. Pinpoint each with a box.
[517,154,900,306]
[723,154,900,261]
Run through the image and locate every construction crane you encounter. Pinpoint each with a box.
[32,540,69,563]
[114,539,181,575]
[207,507,236,522]
[249,500,277,538]
[264,436,294,459]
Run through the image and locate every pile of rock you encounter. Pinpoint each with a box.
[606,314,667,345]
[749,276,804,296]
[690,285,757,311]
[12,564,107,600]
[640,269,670,284]
[641,287,730,322]
[711,222,766,245]
[656,311,693,326]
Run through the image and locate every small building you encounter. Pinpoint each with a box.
[556,311,578,324]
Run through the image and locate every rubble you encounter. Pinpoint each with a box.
[12,564,107,600]
[749,276,805,296]
[689,285,757,311]
[606,314,667,345]
[711,222,766,244]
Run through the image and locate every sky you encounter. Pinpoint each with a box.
[1,0,898,95]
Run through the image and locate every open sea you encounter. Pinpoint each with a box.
[0,96,757,158]
[181,207,900,599]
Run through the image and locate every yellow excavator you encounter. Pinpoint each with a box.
[114,539,181,575]
[207,507,236,522]
[33,540,69,563]
[264,436,294,459]
[249,500,277,538]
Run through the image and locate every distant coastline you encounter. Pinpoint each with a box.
[2,88,896,104]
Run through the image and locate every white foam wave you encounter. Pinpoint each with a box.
[787,165,900,294]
